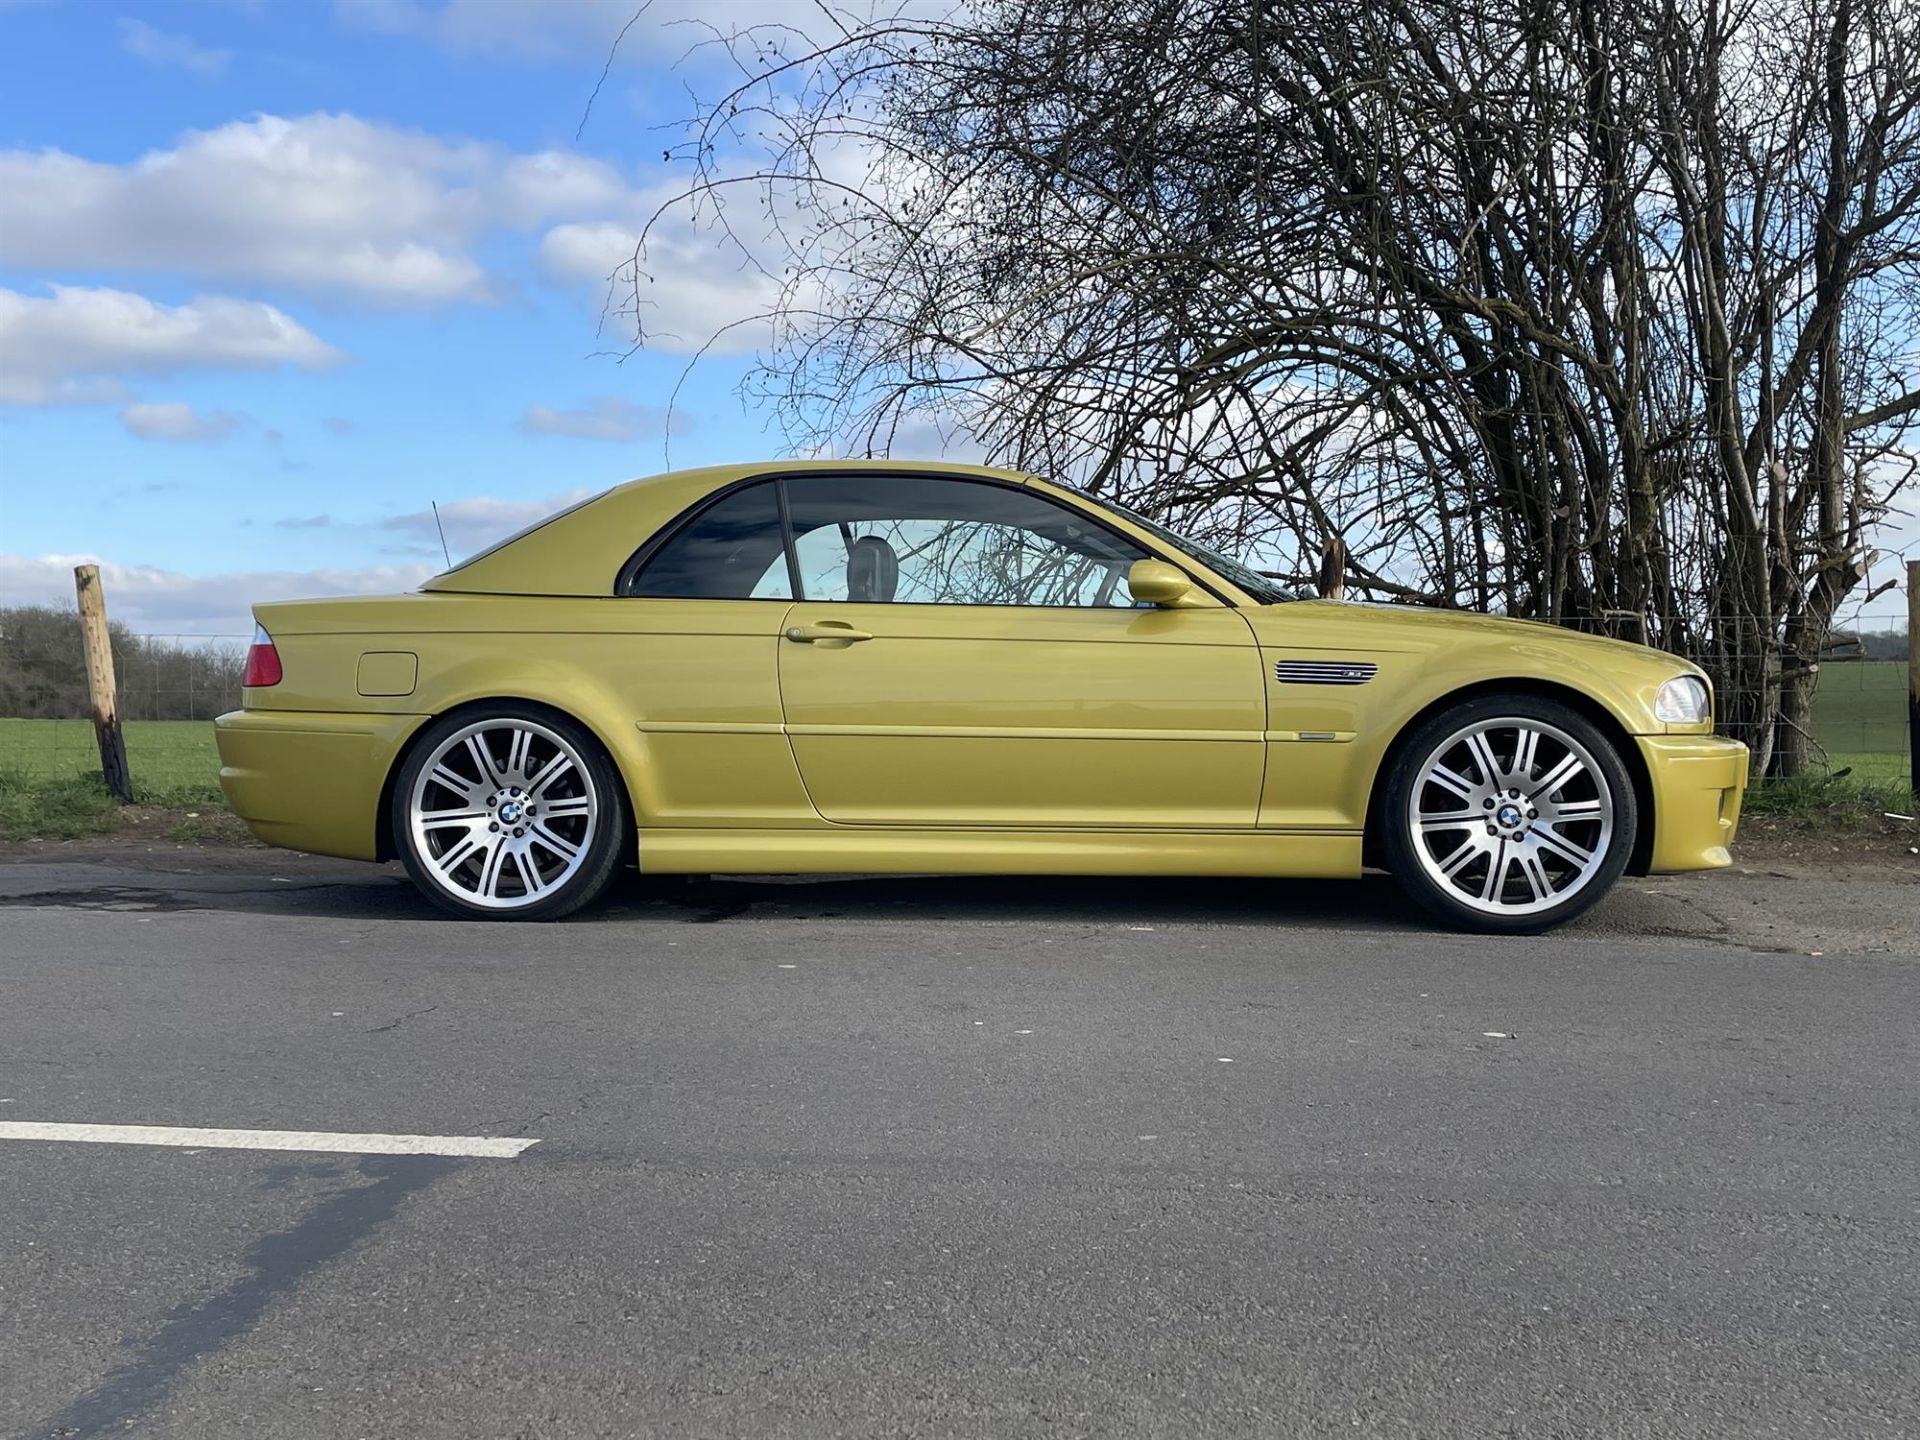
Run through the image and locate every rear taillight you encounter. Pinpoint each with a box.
[243,623,283,687]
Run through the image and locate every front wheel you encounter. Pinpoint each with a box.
[392,707,627,920]
[1380,696,1637,934]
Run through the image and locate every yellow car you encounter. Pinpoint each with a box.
[215,460,1747,931]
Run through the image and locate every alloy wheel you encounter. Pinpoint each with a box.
[1407,716,1615,918]
[405,718,599,910]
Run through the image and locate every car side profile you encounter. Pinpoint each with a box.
[215,460,1748,931]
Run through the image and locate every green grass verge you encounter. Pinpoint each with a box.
[0,718,224,802]
[1743,770,1915,823]
[0,769,120,840]
[0,719,226,840]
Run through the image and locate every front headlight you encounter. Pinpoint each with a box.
[1654,676,1711,724]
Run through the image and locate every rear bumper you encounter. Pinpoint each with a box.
[215,709,427,861]
[1638,734,1748,873]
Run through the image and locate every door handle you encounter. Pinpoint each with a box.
[785,621,875,645]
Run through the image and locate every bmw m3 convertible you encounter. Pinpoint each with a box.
[215,460,1747,931]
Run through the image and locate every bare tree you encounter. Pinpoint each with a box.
[618,0,1920,772]
[0,607,245,722]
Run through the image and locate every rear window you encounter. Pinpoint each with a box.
[626,481,793,600]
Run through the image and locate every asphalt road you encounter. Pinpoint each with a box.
[2,845,1917,1439]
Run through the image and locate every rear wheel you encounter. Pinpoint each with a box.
[1381,695,1636,934]
[393,707,626,920]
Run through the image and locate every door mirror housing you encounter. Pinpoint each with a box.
[1127,559,1196,607]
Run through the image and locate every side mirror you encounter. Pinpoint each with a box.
[1127,558,1194,607]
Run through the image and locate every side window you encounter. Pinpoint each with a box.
[784,475,1148,607]
[629,481,792,599]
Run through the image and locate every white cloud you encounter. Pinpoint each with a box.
[535,129,886,358]
[520,396,684,441]
[0,554,434,636]
[384,488,598,559]
[0,285,342,407]
[538,214,785,355]
[0,114,632,306]
[120,402,243,444]
[0,490,612,635]
[118,18,232,76]
[0,109,797,346]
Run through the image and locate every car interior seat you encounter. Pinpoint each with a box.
[846,534,900,602]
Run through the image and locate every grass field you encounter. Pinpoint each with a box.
[0,666,1910,840]
[1807,661,1909,755]
[1824,751,1911,785]
[0,718,224,839]
[0,718,224,798]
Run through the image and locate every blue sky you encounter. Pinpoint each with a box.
[0,0,826,633]
[2,0,1910,639]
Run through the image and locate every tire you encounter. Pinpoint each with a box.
[391,705,628,920]
[1380,693,1637,934]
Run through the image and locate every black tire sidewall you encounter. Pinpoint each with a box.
[392,706,628,921]
[1382,695,1637,935]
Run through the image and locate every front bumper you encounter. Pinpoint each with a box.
[215,709,427,861]
[1637,733,1748,873]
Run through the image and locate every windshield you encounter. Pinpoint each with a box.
[1067,489,1299,604]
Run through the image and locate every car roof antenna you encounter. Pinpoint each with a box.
[431,500,453,568]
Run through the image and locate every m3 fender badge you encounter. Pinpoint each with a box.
[1272,660,1378,685]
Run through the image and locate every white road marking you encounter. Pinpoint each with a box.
[0,1121,537,1158]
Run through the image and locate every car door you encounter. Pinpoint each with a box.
[614,478,815,825]
[774,472,1267,827]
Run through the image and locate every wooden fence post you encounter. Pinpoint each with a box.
[1317,536,1348,600]
[1909,560,1919,801]
[73,564,134,803]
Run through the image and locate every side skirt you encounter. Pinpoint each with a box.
[636,827,1363,879]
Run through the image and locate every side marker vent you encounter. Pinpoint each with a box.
[1273,659,1377,686]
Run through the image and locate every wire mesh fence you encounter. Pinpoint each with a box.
[1797,654,1912,782]
[1559,608,1913,786]
[0,596,1912,805]
[1,609,244,802]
